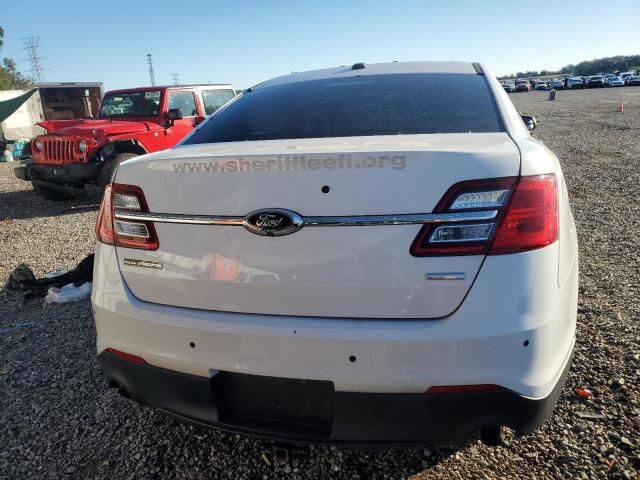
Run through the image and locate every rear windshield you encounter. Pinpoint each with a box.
[183,73,504,145]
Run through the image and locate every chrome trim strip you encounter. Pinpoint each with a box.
[303,211,497,226]
[426,272,467,281]
[114,210,244,226]
[114,209,498,227]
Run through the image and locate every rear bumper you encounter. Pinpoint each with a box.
[98,349,571,447]
[14,161,100,183]
[93,240,578,397]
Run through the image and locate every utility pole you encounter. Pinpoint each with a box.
[171,72,180,86]
[22,36,46,82]
[146,54,156,86]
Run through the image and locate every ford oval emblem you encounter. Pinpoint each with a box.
[243,209,304,236]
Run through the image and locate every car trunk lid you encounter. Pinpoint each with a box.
[113,133,520,318]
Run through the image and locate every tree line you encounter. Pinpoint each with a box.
[0,27,32,90]
[500,55,640,79]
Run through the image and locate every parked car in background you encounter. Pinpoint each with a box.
[502,82,516,93]
[515,79,531,92]
[93,61,578,448]
[551,79,564,89]
[606,76,625,87]
[620,71,636,82]
[14,84,237,200]
[626,75,640,86]
[534,81,549,90]
[586,75,605,88]
[567,77,584,89]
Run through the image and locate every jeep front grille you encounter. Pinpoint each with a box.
[43,139,74,162]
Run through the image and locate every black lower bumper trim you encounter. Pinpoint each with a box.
[15,161,101,183]
[98,351,571,447]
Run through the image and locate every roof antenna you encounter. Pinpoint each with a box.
[351,62,365,70]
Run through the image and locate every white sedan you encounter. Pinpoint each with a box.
[92,61,578,447]
[607,76,625,87]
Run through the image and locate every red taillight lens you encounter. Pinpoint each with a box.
[488,175,558,255]
[95,183,158,250]
[95,183,115,245]
[105,348,147,365]
[411,175,558,257]
[410,177,517,256]
[425,384,503,395]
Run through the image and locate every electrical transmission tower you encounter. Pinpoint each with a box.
[22,36,46,82]
[171,73,180,85]
[146,54,156,86]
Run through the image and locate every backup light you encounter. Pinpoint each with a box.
[113,193,142,210]
[114,221,150,238]
[450,190,509,210]
[429,223,493,243]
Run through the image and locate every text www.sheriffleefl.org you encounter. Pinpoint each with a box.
[172,155,407,173]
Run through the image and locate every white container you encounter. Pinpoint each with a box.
[3,148,14,162]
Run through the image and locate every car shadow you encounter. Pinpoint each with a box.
[119,411,460,479]
[0,187,102,221]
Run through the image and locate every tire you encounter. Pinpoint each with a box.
[98,152,138,189]
[31,181,75,201]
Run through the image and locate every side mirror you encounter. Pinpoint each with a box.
[521,114,537,131]
[167,108,184,121]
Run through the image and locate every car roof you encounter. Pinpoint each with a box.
[106,84,234,94]
[254,61,479,89]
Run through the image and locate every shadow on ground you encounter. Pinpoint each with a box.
[0,187,101,221]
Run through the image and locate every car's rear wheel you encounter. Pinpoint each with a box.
[31,180,75,201]
[98,153,138,189]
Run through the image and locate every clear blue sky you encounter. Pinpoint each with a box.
[2,0,638,91]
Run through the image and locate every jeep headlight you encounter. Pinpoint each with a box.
[34,139,44,152]
[78,139,88,153]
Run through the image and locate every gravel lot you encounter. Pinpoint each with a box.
[1,87,639,479]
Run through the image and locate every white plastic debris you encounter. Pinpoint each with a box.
[3,148,14,162]
[45,282,92,303]
[46,270,67,278]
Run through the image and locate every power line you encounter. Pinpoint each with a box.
[146,54,156,87]
[22,36,46,82]
[171,72,180,85]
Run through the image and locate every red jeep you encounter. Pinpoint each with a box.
[15,84,236,200]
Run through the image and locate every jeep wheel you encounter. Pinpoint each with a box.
[98,153,138,189]
[31,181,75,201]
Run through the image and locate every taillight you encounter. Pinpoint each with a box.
[410,174,558,256]
[488,175,558,255]
[95,184,115,245]
[95,183,159,250]
[410,177,517,256]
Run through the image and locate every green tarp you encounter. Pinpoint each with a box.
[0,88,37,124]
